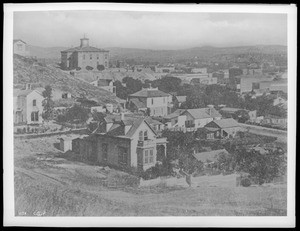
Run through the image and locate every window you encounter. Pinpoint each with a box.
[163,97,165,103]
[149,149,154,163]
[139,131,143,141]
[105,54,108,59]
[207,133,214,139]
[32,99,36,106]
[90,54,93,60]
[102,143,108,161]
[17,44,23,50]
[144,150,149,164]
[144,149,154,164]
[62,93,68,99]
[144,130,148,140]
[83,54,85,60]
[31,111,39,122]
[151,98,154,105]
[97,55,99,60]
[118,147,128,165]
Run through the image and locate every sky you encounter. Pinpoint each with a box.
[13,11,287,50]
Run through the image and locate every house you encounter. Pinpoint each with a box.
[181,107,222,130]
[190,76,218,85]
[191,67,207,74]
[232,75,274,94]
[128,87,172,117]
[13,39,30,57]
[13,85,44,125]
[78,113,168,172]
[91,78,116,95]
[145,117,165,133]
[261,115,287,127]
[273,96,287,107]
[204,118,241,139]
[164,109,186,129]
[61,36,109,70]
[219,107,257,122]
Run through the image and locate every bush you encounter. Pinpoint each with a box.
[86,66,93,71]
[240,178,251,187]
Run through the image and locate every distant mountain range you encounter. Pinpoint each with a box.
[27,44,287,63]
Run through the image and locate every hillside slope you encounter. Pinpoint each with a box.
[13,55,120,105]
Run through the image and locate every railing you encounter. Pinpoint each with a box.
[156,137,167,144]
[137,139,155,147]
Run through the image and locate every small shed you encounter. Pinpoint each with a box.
[59,135,82,153]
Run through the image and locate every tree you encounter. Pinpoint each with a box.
[97,65,105,71]
[63,104,90,124]
[42,85,54,122]
[217,147,287,185]
[88,110,107,133]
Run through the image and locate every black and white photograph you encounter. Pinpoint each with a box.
[3,3,296,227]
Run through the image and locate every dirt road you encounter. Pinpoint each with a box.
[239,123,287,143]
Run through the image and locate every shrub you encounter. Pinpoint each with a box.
[240,178,251,187]
[86,66,93,71]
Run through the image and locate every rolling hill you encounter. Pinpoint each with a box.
[27,44,287,63]
[13,54,121,106]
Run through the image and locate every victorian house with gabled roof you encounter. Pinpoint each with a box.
[78,113,167,172]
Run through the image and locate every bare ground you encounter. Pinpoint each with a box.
[14,136,287,216]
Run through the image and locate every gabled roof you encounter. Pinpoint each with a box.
[61,46,108,53]
[193,149,229,163]
[183,108,222,119]
[164,109,186,120]
[130,88,170,98]
[206,118,239,129]
[130,98,147,109]
[145,117,163,126]
[102,114,157,138]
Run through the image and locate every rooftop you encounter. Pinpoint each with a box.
[183,108,222,119]
[130,87,170,98]
[61,46,109,53]
[206,118,239,128]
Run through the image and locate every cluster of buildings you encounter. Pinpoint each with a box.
[13,37,288,175]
